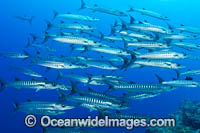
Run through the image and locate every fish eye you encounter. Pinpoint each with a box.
[62,104,65,107]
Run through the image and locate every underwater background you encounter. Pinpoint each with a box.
[0,0,200,133]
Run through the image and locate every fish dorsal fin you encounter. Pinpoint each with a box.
[44,77,48,81]
[172,78,176,81]
[180,24,184,26]
[116,110,120,113]
[130,81,135,84]
[142,8,146,10]
[154,74,164,83]
[74,21,78,24]
[179,40,183,42]
[88,87,92,91]
[144,20,148,23]
[60,32,65,36]
[60,21,64,24]
[67,12,71,14]
[27,99,32,102]
[139,21,143,24]
[36,51,40,55]
[185,76,193,80]
[94,4,98,7]
[14,77,20,81]
[122,93,127,96]
[32,78,36,81]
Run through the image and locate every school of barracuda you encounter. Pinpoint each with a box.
[1,0,200,132]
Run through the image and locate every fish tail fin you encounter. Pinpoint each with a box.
[70,80,79,95]
[174,70,180,79]
[154,74,164,83]
[56,71,63,80]
[28,16,34,25]
[120,19,127,31]
[129,15,135,24]
[103,81,114,94]
[52,10,58,19]
[78,0,86,10]
[0,77,5,92]
[13,101,19,112]
[29,33,37,43]
[58,90,67,103]
[26,38,31,48]
[23,50,29,58]
[44,20,52,31]
[42,32,50,44]
[127,6,134,12]
[109,25,116,35]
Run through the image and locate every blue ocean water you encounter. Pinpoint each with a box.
[0,0,200,133]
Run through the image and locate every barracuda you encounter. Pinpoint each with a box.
[162,80,200,88]
[125,93,160,100]
[59,92,128,110]
[0,78,71,92]
[72,45,133,57]
[116,30,154,41]
[32,59,88,69]
[105,81,175,93]
[53,10,99,22]
[79,0,127,17]
[129,59,185,69]
[155,74,200,88]
[9,65,42,78]
[127,7,169,20]
[136,50,187,59]
[175,25,200,34]
[162,33,199,40]
[51,35,105,47]
[0,51,29,59]
[172,41,200,50]
[13,101,74,115]
[178,69,200,77]
[45,20,96,31]
[77,60,118,70]
[126,41,170,49]
[121,21,171,34]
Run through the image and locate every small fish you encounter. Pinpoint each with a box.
[125,93,160,100]
[0,77,71,92]
[155,74,200,88]
[162,33,199,40]
[125,41,170,49]
[177,69,200,77]
[53,10,100,22]
[0,51,29,59]
[127,7,169,20]
[170,24,200,34]
[59,91,128,110]
[13,101,74,115]
[45,20,96,31]
[136,50,187,59]
[9,65,42,78]
[79,0,127,17]
[116,30,154,41]
[121,19,171,34]
[31,59,88,70]
[172,41,200,51]
[12,14,34,24]
[129,59,185,69]
[77,60,118,70]
[105,81,175,93]
[50,35,105,47]
[26,38,56,52]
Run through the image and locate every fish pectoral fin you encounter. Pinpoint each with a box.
[15,88,20,91]
[35,88,41,92]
